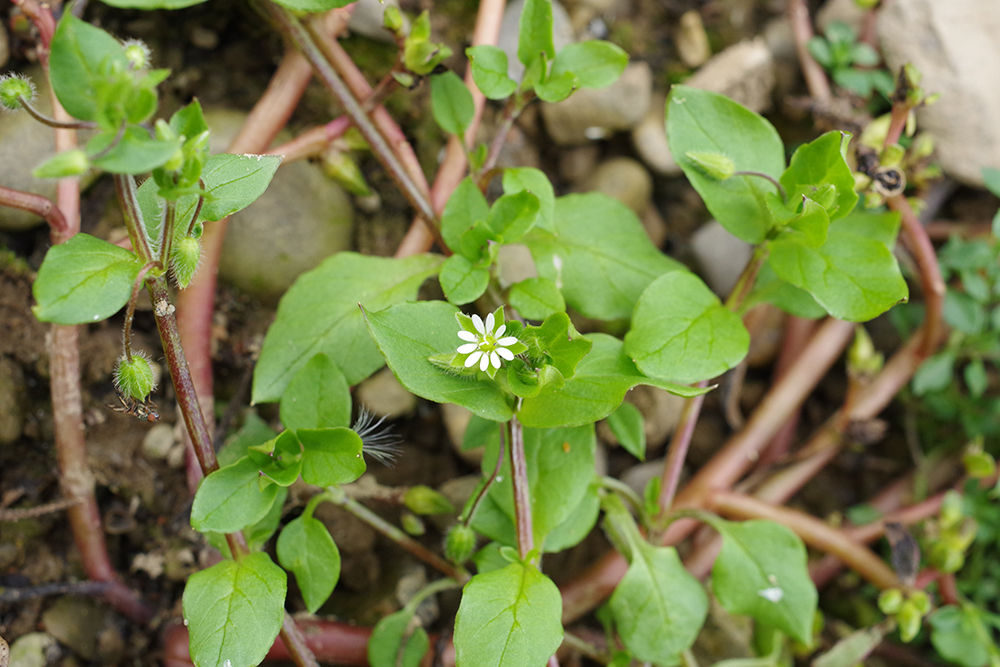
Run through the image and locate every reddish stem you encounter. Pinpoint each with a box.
[657,383,708,513]
[0,187,68,239]
[788,0,832,104]
[270,116,351,163]
[509,417,535,560]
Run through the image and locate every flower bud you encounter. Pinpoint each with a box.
[0,73,36,112]
[400,511,425,536]
[383,6,404,34]
[896,600,923,643]
[404,485,455,515]
[685,151,735,180]
[444,524,477,564]
[114,352,157,401]
[878,588,904,615]
[33,150,90,179]
[121,38,152,70]
[171,236,202,288]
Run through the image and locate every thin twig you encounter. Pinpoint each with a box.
[0,497,80,522]
[0,580,110,604]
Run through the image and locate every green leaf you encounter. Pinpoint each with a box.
[625,271,750,384]
[243,487,288,551]
[183,552,286,667]
[520,312,592,379]
[711,519,817,645]
[488,191,540,243]
[984,168,1000,236]
[768,212,908,322]
[431,72,475,136]
[607,401,645,461]
[268,0,353,11]
[508,278,566,320]
[253,253,443,402]
[503,168,555,232]
[812,625,887,667]
[100,0,207,7]
[666,86,785,243]
[780,131,858,220]
[912,352,955,395]
[550,40,628,89]
[930,605,998,667]
[190,455,281,533]
[280,354,352,431]
[964,359,988,398]
[517,0,555,70]
[524,193,682,320]
[277,515,340,614]
[770,194,831,248]
[364,301,514,421]
[534,71,579,103]
[806,37,833,67]
[543,478,601,551]
[298,427,366,487]
[50,14,129,122]
[32,233,142,325]
[472,425,596,548]
[454,562,563,667]
[218,411,277,467]
[441,177,490,255]
[749,262,826,319]
[610,539,708,666]
[466,45,518,100]
[944,291,986,335]
[369,609,429,667]
[518,334,709,428]
[441,254,491,305]
[248,430,303,488]
[89,128,181,174]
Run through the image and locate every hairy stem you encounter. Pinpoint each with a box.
[509,416,535,561]
[114,173,155,264]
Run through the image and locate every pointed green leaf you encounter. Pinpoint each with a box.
[183,552,286,667]
[248,430,303,488]
[524,193,682,320]
[298,427,365,487]
[625,271,750,384]
[520,312,591,379]
[369,609,429,667]
[364,301,514,421]
[666,86,785,243]
[431,71,475,136]
[467,45,518,100]
[770,194,830,248]
[277,516,340,613]
[534,70,579,103]
[517,0,555,69]
[280,354,352,431]
[191,455,281,533]
[607,401,645,461]
[488,191,540,243]
[441,254,490,305]
[610,540,708,666]
[454,562,563,667]
[441,177,491,255]
[502,168,555,232]
[780,131,858,220]
[253,253,443,401]
[518,334,709,428]
[508,277,565,320]
[89,128,181,174]
[550,40,627,89]
[711,519,817,645]
[32,233,142,325]
[49,14,129,122]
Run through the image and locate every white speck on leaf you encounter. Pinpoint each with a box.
[757,587,783,603]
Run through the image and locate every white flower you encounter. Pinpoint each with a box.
[457,312,519,372]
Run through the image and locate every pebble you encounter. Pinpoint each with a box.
[559,144,601,183]
[599,385,686,454]
[541,62,652,146]
[355,367,417,419]
[631,94,681,177]
[817,0,867,33]
[676,10,712,68]
[8,633,57,667]
[498,0,575,83]
[0,356,26,444]
[690,220,753,297]
[140,422,175,461]
[441,403,482,465]
[41,598,107,661]
[206,108,355,304]
[878,0,1000,186]
[497,243,538,288]
[683,38,776,114]
[581,157,653,216]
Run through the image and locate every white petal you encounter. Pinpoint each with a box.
[471,314,486,334]
[485,312,495,333]
[464,351,482,368]
[479,353,490,371]
[496,347,515,361]
[497,336,519,346]
[494,324,506,338]
[458,330,478,342]
[457,343,479,354]
[490,352,501,369]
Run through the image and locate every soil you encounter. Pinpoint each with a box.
[0,0,996,666]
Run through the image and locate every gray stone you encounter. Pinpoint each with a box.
[211,112,354,304]
[541,62,652,146]
[684,38,775,114]
[817,0,867,33]
[355,367,417,419]
[878,0,1000,186]
[582,157,652,216]
[497,243,538,288]
[0,356,26,444]
[141,422,175,461]
[42,598,108,661]
[0,68,57,232]
[9,633,57,667]
[348,0,407,44]
[631,93,681,177]
[690,220,753,297]
[599,384,686,454]
[676,10,712,68]
[498,0,575,83]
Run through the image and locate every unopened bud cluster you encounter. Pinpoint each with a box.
[0,73,36,112]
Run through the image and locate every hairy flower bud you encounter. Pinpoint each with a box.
[171,236,202,288]
[114,352,157,401]
[685,151,735,181]
[404,485,456,515]
[33,150,90,179]
[444,524,476,564]
[0,73,36,112]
